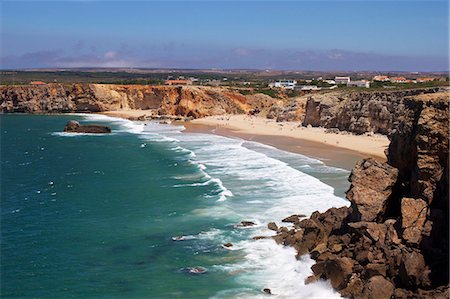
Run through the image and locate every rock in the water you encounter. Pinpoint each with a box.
[235,221,257,227]
[262,288,272,294]
[282,214,306,224]
[304,274,320,285]
[64,120,111,133]
[323,257,355,290]
[179,266,207,274]
[222,243,233,248]
[267,222,278,231]
[171,235,194,241]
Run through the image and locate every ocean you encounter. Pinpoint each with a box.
[1,114,350,298]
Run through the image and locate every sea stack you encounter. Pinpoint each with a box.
[64,120,111,133]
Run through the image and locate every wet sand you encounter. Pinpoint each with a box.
[183,122,385,172]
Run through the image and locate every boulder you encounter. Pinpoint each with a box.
[399,249,430,288]
[400,197,428,245]
[323,257,355,290]
[340,274,364,298]
[384,219,401,246]
[304,274,320,285]
[267,222,278,231]
[64,120,111,133]
[282,214,306,224]
[364,262,387,278]
[348,221,387,245]
[361,275,394,299]
[346,158,398,222]
[235,221,256,227]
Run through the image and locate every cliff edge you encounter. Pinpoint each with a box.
[0,84,276,118]
[274,92,449,298]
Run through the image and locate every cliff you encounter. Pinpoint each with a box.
[0,84,276,118]
[273,92,449,298]
[301,88,447,135]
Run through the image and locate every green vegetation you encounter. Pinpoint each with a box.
[238,87,280,98]
[369,80,448,89]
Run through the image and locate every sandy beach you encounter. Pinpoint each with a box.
[100,110,389,170]
[190,115,389,157]
[102,110,154,119]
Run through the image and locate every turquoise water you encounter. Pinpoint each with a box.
[1,114,349,298]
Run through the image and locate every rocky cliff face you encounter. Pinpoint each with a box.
[0,84,276,118]
[274,92,449,298]
[302,88,447,135]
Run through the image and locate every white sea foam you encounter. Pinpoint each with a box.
[74,113,348,297]
[152,131,348,297]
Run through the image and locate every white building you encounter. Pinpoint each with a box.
[347,80,370,88]
[335,76,351,84]
[271,79,297,90]
[298,85,321,91]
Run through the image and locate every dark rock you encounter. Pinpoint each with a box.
[267,222,278,231]
[400,197,428,245]
[262,288,272,295]
[222,243,233,248]
[305,274,320,285]
[399,249,431,288]
[235,221,256,227]
[282,214,306,224]
[361,275,394,299]
[393,288,413,299]
[64,120,111,133]
[364,262,387,278]
[346,158,399,222]
[323,257,355,290]
[340,274,364,298]
[253,236,271,240]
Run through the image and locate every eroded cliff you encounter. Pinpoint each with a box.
[301,88,447,135]
[273,92,449,298]
[0,84,276,118]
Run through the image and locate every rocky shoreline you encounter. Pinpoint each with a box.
[270,93,449,298]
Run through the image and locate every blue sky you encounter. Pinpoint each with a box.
[1,0,449,71]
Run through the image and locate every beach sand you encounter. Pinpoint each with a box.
[186,115,389,171]
[100,110,389,171]
[102,109,154,119]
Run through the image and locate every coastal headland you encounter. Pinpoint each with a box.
[1,83,449,297]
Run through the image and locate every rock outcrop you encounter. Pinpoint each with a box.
[275,92,449,298]
[302,88,447,135]
[0,84,276,118]
[63,120,111,133]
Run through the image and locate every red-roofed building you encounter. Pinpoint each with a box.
[390,77,408,83]
[30,81,47,85]
[373,75,390,82]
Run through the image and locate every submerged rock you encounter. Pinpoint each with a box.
[235,221,257,227]
[262,288,272,295]
[179,266,207,274]
[64,120,111,133]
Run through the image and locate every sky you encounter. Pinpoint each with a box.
[1,0,449,71]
